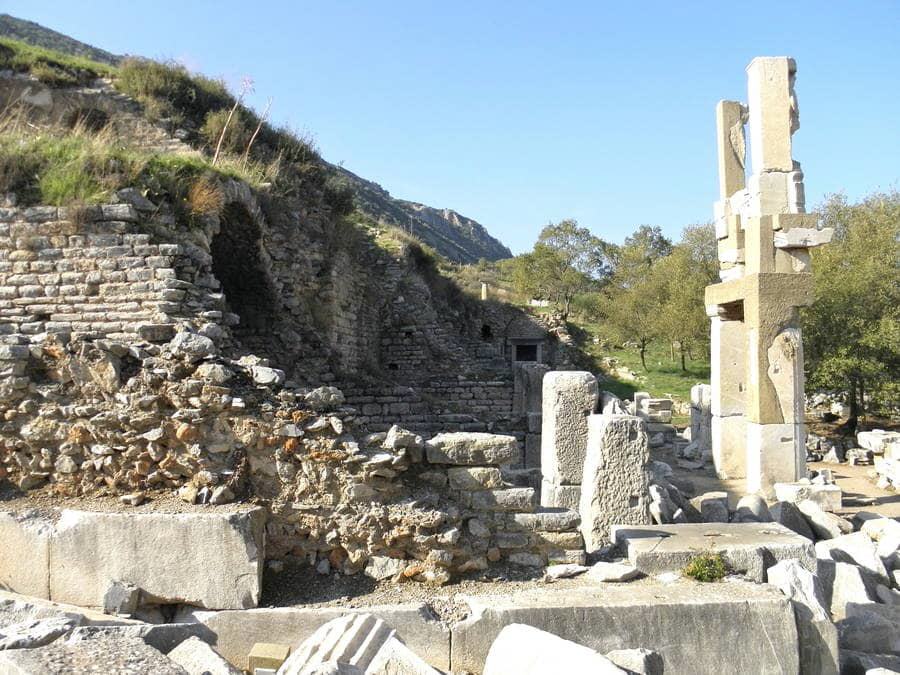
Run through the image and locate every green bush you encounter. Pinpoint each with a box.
[682,551,728,582]
[0,37,113,86]
[322,175,355,216]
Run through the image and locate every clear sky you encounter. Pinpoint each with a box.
[8,1,900,253]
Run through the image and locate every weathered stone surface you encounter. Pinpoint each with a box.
[817,559,878,619]
[0,616,78,650]
[49,508,265,610]
[177,603,450,672]
[169,331,216,362]
[482,623,625,674]
[816,532,889,585]
[168,636,241,675]
[512,363,549,415]
[540,371,598,491]
[612,522,815,582]
[0,511,53,599]
[605,648,664,675]
[840,650,900,675]
[278,613,437,675]
[586,561,641,583]
[471,488,536,512]
[425,433,518,466]
[857,430,900,455]
[0,590,142,628]
[539,481,580,511]
[0,634,186,674]
[579,415,651,551]
[510,508,580,533]
[65,624,215,655]
[770,501,815,541]
[689,491,729,523]
[446,467,503,490]
[796,499,853,540]
[767,560,838,675]
[775,482,842,512]
[837,604,900,656]
[451,578,800,674]
[734,493,772,522]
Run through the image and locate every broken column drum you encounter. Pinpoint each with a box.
[705,58,832,496]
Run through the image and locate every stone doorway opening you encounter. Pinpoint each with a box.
[211,203,275,333]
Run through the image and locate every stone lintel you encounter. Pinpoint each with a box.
[705,272,812,310]
[772,213,818,231]
[774,227,834,249]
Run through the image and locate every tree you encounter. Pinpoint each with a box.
[512,219,611,318]
[609,224,674,287]
[803,191,900,429]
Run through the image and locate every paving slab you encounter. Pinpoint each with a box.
[612,522,815,582]
[450,577,800,674]
[177,602,450,672]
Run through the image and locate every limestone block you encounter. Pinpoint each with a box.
[540,371,598,485]
[837,605,900,656]
[857,430,900,455]
[177,604,449,672]
[0,616,79,650]
[524,434,541,469]
[709,318,747,417]
[0,510,53,599]
[774,482,842,512]
[278,613,438,675]
[689,491,729,523]
[774,227,833,249]
[746,422,805,496]
[711,414,747,479]
[249,643,292,672]
[605,649,663,675]
[512,362,549,415]
[539,481,580,511]
[425,433,518,465]
[0,635,186,674]
[716,100,748,200]
[767,559,839,675]
[65,623,215,655]
[612,522,816,582]
[797,499,853,540]
[471,488,536,513]
[746,170,805,216]
[746,57,795,172]
[49,508,265,610]
[451,579,800,674]
[816,532,890,585]
[482,623,625,675]
[840,650,900,674]
[510,508,580,533]
[817,559,878,619]
[579,415,651,552]
[770,501,816,541]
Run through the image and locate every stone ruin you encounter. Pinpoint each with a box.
[706,57,832,497]
[0,56,898,675]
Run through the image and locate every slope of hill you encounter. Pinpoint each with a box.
[0,14,120,65]
[0,13,511,263]
[333,165,511,263]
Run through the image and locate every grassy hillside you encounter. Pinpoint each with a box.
[0,13,120,65]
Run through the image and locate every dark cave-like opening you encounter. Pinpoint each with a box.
[210,203,275,333]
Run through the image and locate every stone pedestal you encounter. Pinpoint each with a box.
[579,414,651,552]
[539,371,598,508]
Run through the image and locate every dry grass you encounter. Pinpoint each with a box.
[187,176,225,217]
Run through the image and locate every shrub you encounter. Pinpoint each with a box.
[0,37,112,86]
[322,175,355,216]
[682,551,728,582]
[201,108,253,156]
[187,176,225,218]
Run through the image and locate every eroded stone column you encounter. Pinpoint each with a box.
[579,414,651,552]
[540,371,598,509]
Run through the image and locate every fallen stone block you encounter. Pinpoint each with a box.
[0,590,141,628]
[733,494,772,522]
[817,559,878,619]
[278,613,437,675]
[0,510,53,599]
[168,635,240,675]
[796,499,853,540]
[612,522,815,582]
[587,561,641,583]
[857,430,900,455]
[767,560,839,675]
[579,414,651,551]
[450,578,800,674]
[605,648,664,675]
[837,604,900,656]
[176,603,450,672]
[49,507,265,610]
[249,642,292,673]
[689,491,729,523]
[482,623,625,674]
[0,634,187,674]
[774,482,842,512]
[425,432,518,465]
[770,501,815,541]
[65,623,216,655]
[0,616,78,650]
[839,650,900,675]
[816,532,890,585]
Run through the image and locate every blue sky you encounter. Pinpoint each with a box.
[8,1,899,253]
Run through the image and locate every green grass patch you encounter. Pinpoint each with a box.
[0,37,114,86]
[682,551,728,582]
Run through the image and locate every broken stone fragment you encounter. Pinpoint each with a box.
[796,499,853,540]
[0,616,78,650]
[102,581,139,616]
[425,433,518,466]
[587,561,641,583]
[251,365,286,387]
[167,635,241,675]
[169,332,216,363]
[815,532,890,585]
[604,648,664,675]
[482,623,625,674]
[305,386,345,411]
[734,494,773,522]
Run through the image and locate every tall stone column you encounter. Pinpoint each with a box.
[705,57,832,497]
[539,371,598,510]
